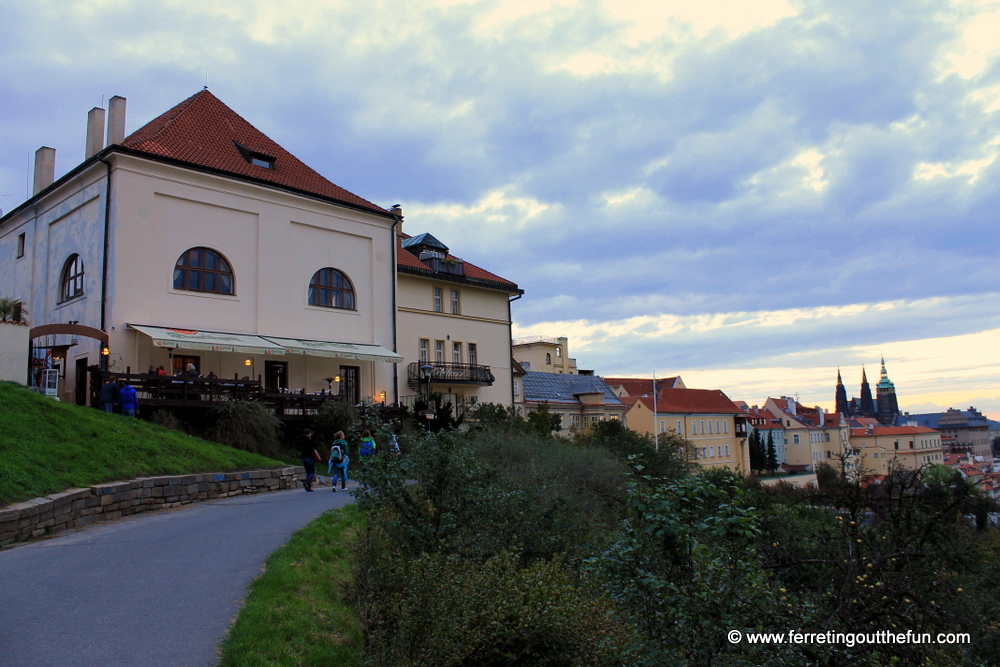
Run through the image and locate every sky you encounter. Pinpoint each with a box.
[1,0,998,418]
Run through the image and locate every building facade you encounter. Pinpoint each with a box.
[1,91,404,406]
[396,231,521,414]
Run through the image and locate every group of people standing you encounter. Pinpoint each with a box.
[298,429,377,492]
[98,377,139,417]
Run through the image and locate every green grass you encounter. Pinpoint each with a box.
[218,504,366,667]
[0,381,285,506]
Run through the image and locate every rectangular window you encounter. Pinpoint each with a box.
[435,340,444,362]
[513,379,520,396]
[825,433,831,442]
[692,422,697,435]
[701,420,705,434]
[468,343,477,366]
[433,287,442,312]
[419,339,429,363]
[715,420,720,434]
[677,420,683,434]
[725,445,730,456]
[571,415,580,426]
[453,342,462,363]
[451,290,460,315]
[659,420,665,433]
[723,421,728,434]
[701,447,707,458]
[710,446,715,457]
[793,434,800,444]
[17,232,25,259]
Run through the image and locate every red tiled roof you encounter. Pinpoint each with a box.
[624,388,741,415]
[396,232,518,291]
[120,90,389,216]
[604,377,682,397]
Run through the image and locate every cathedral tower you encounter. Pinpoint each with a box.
[876,356,900,425]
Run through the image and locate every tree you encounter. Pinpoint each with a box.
[765,430,778,473]
[526,402,562,437]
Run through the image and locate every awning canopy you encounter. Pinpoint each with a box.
[262,336,403,363]
[127,324,286,355]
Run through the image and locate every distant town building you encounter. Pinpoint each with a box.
[897,407,995,459]
[765,396,851,473]
[849,425,944,475]
[520,371,624,434]
[511,336,579,375]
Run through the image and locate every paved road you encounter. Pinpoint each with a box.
[0,486,355,667]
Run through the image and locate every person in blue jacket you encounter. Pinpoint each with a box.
[118,383,139,417]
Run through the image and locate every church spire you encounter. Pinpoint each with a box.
[835,368,848,416]
[859,366,875,418]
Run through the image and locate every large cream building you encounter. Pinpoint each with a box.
[1,91,407,406]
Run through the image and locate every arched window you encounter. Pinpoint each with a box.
[545,353,552,364]
[60,254,85,302]
[308,268,355,309]
[173,248,234,294]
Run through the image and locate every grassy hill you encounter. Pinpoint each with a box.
[0,382,285,507]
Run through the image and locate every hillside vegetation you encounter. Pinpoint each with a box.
[0,382,284,507]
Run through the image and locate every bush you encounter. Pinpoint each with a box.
[311,400,359,448]
[208,399,283,457]
[358,549,628,666]
[581,419,695,480]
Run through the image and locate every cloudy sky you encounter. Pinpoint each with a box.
[2,0,998,417]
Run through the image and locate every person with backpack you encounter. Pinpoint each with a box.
[329,431,349,492]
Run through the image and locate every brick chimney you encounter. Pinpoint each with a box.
[86,107,105,159]
[107,96,127,145]
[32,146,56,195]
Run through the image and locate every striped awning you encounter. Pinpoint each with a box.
[262,336,403,363]
[127,324,286,355]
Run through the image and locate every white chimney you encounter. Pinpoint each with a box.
[32,146,56,195]
[86,107,106,159]
[107,96,127,145]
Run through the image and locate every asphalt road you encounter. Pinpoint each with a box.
[0,486,355,667]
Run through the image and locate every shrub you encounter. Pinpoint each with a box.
[311,399,359,447]
[581,419,695,480]
[358,550,628,666]
[208,399,283,457]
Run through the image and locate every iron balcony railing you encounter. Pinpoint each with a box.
[407,361,494,390]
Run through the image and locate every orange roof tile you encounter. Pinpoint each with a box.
[396,232,519,291]
[624,388,741,415]
[121,90,389,216]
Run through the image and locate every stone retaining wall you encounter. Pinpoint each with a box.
[0,466,311,547]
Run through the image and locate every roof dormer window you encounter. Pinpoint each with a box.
[233,141,275,169]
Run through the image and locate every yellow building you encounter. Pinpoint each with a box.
[850,425,944,475]
[764,397,852,473]
[622,387,749,472]
[511,336,578,375]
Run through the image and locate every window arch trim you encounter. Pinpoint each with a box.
[308,267,356,310]
[173,247,235,295]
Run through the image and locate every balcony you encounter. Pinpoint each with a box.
[407,361,494,390]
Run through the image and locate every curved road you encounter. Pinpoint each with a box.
[0,486,353,667]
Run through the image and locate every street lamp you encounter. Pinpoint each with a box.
[244,357,255,381]
[419,363,435,421]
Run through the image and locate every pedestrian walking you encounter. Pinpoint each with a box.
[359,430,376,476]
[118,383,139,417]
[298,428,320,492]
[328,431,349,492]
[98,377,119,413]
